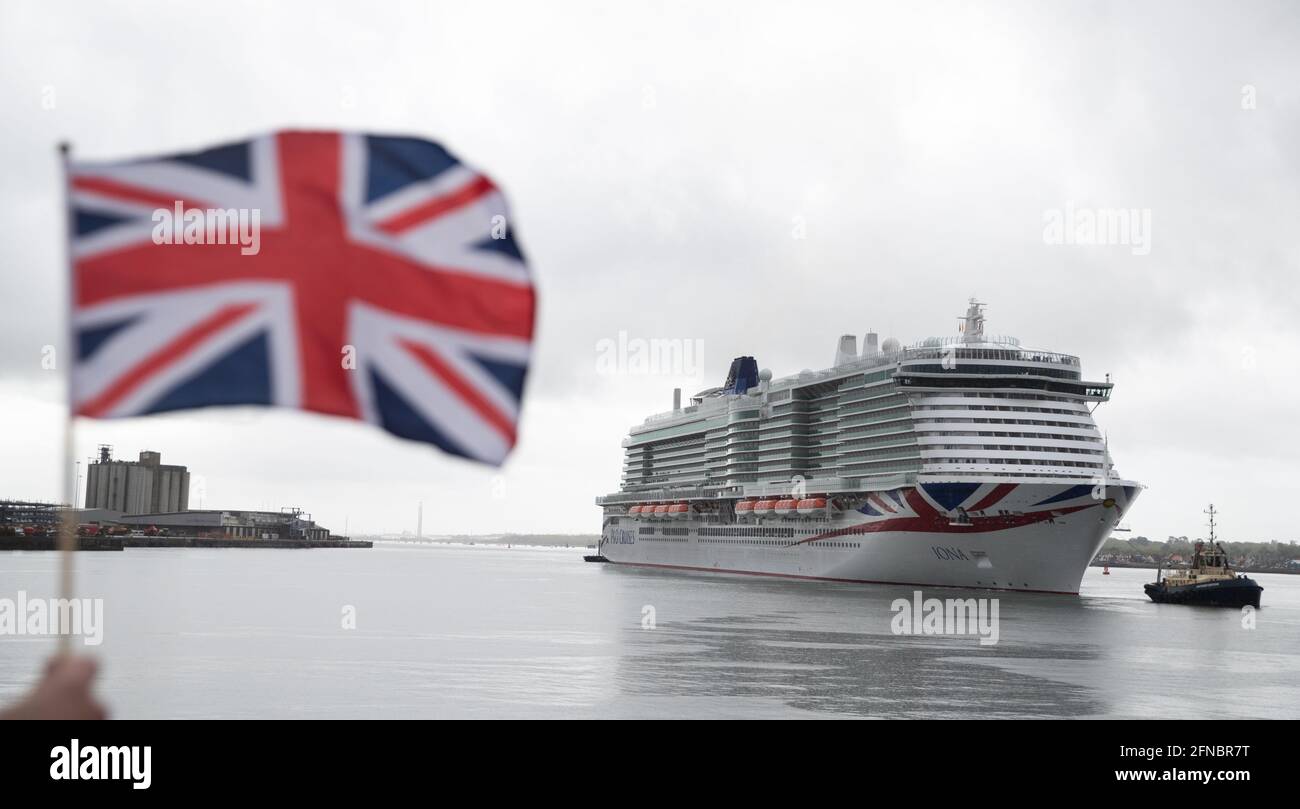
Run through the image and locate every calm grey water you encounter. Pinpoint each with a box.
[2,544,1297,719]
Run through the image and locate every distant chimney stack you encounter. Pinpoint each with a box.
[673,387,681,411]
[834,334,858,366]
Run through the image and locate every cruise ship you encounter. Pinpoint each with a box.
[594,300,1141,594]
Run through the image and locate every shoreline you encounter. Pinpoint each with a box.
[373,539,590,551]
[1090,560,1297,576]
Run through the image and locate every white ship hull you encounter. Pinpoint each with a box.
[600,480,1141,595]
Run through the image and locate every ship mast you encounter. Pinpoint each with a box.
[1203,503,1223,569]
[959,298,986,344]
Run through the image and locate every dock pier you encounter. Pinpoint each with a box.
[0,535,372,551]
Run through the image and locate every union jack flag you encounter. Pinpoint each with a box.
[67,131,535,465]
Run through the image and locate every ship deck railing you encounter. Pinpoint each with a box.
[631,343,1082,429]
[597,472,919,505]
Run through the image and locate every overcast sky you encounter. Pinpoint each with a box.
[1,1,1298,541]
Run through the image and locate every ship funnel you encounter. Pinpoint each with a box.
[723,356,759,395]
[833,334,858,366]
[864,332,879,356]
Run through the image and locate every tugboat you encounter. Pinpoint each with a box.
[1144,505,1262,608]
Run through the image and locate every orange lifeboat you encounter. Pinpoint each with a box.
[628,505,643,516]
[653,504,671,519]
[752,499,776,516]
[735,500,756,519]
[796,497,827,515]
[772,498,795,515]
[669,503,689,519]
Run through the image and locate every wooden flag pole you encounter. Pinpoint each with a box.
[57,141,76,655]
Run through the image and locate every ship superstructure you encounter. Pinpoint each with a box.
[595,300,1141,594]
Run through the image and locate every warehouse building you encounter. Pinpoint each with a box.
[117,507,332,541]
